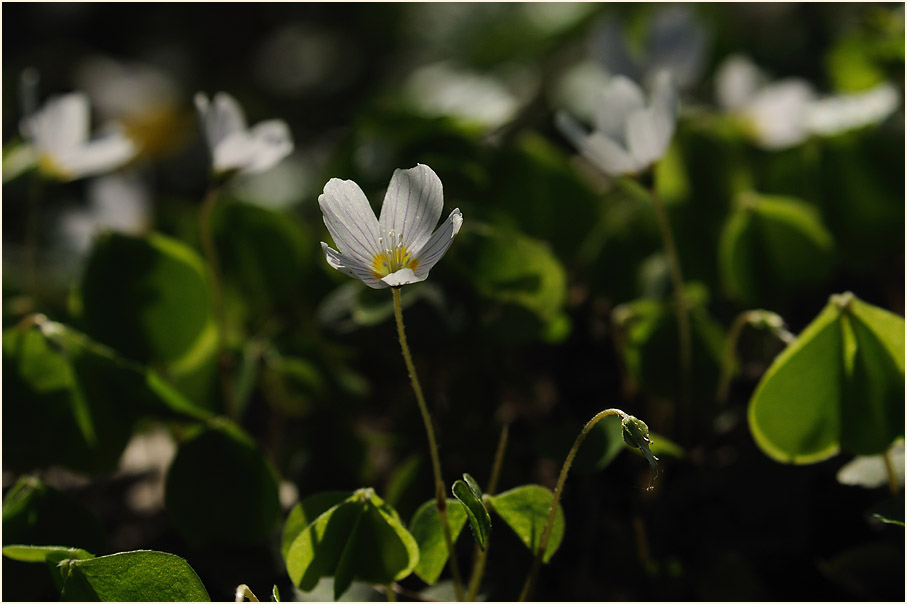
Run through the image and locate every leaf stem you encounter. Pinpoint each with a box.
[385,583,397,602]
[466,423,510,601]
[392,287,464,601]
[199,184,237,419]
[518,408,626,601]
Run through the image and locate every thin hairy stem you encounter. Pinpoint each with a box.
[519,409,625,601]
[392,287,464,601]
[466,423,510,601]
[199,184,237,418]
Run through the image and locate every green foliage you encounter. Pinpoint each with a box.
[59,550,210,601]
[719,193,834,305]
[2,546,209,602]
[164,421,281,547]
[282,489,419,600]
[612,284,726,404]
[451,474,491,550]
[213,199,314,320]
[408,499,467,585]
[2,320,209,474]
[487,485,565,563]
[78,232,216,365]
[748,293,905,463]
[454,224,568,342]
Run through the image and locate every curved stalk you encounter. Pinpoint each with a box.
[519,409,626,601]
[392,287,464,601]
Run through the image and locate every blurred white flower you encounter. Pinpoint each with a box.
[57,172,152,254]
[557,71,677,177]
[716,54,900,149]
[19,92,137,182]
[403,62,537,129]
[195,92,293,177]
[805,83,900,136]
[589,5,709,92]
[76,55,187,158]
[319,163,463,289]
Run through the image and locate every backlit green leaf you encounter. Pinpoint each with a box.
[408,499,467,585]
[59,550,209,601]
[748,302,843,463]
[487,485,564,563]
[284,489,419,600]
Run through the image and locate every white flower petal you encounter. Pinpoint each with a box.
[322,242,386,289]
[25,92,91,154]
[53,132,136,180]
[378,163,444,253]
[805,83,900,136]
[318,178,382,266]
[580,131,640,176]
[715,55,762,111]
[746,79,814,149]
[212,131,257,173]
[196,91,247,151]
[412,208,462,279]
[649,70,678,123]
[555,111,591,153]
[381,268,424,288]
[242,119,294,173]
[626,106,674,168]
[595,76,646,143]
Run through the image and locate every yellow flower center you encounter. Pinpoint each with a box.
[37,153,72,181]
[372,231,419,279]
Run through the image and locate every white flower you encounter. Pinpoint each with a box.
[557,71,677,176]
[194,92,293,176]
[715,54,900,150]
[19,92,137,181]
[716,55,815,150]
[319,164,463,289]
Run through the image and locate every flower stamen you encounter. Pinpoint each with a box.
[373,230,418,279]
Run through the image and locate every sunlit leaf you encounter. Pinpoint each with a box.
[408,499,467,585]
[749,293,904,463]
[59,550,210,601]
[487,485,564,563]
[284,489,419,600]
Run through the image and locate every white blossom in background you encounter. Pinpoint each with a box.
[195,92,293,177]
[805,83,900,136]
[76,55,185,158]
[57,172,152,255]
[589,5,709,92]
[403,62,534,129]
[715,54,900,150]
[18,92,137,182]
[557,71,678,177]
[319,164,463,289]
